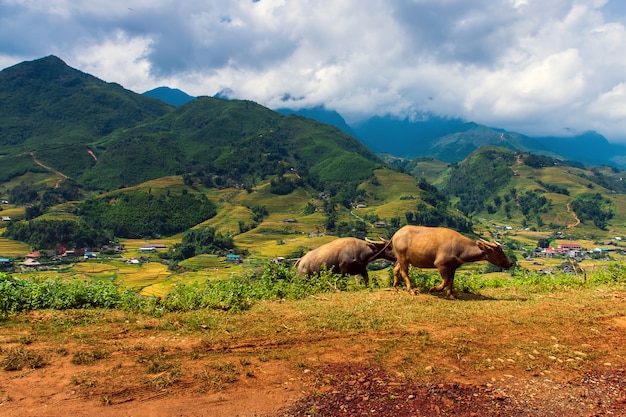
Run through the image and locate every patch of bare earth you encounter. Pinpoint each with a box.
[0,289,625,416]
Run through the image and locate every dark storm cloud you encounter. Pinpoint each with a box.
[391,0,519,66]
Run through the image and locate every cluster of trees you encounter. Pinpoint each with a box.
[5,219,111,250]
[536,180,569,196]
[570,193,614,230]
[8,180,82,209]
[405,179,473,233]
[4,189,219,250]
[167,227,235,263]
[443,149,516,215]
[405,203,473,233]
[79,190,216,239]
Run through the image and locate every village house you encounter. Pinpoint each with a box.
[0,257,13,271]
[541,243,584,258]
[226,254,242,264]
[139,243,167,252]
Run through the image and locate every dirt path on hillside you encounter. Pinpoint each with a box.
[29,152,68,188]
[567,202,581,228]
[1,290,625,417]
[29,152,69,179]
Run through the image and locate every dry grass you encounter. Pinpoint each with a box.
[0,285,623,416]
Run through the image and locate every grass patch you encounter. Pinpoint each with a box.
[1,346,47,371]
[71,349,108,365]
[196,361,239,391]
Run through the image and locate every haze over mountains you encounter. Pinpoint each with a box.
[145,86,626,169]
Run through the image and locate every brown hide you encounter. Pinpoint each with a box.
[297,237,395,285]
[391,226,513,298]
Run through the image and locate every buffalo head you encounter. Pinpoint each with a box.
[477,240,513,269]
[365,237,396,263]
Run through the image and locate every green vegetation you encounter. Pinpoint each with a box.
[168,227,235,263]
[570,193,614,230]
[3,189,218,248]
[443,147,517,215]
[3,259,625,318]
[79,190,216,238]
[4,219,110,249]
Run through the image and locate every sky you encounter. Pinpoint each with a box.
[2,0,626,141]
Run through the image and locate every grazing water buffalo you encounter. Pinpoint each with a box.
[297,237,396,285]
[391,225,513,299]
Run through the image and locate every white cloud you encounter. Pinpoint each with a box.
[2,0,626,140]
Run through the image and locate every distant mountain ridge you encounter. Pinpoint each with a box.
[143,86,195,107]
[266,106,626,169]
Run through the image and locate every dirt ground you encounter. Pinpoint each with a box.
[1,289,625,417]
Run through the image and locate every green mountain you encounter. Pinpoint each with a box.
[143,86,195,107]
[0,56,382,193]
[426,124,561,162]
[79,97,382,191]
[0,56,172,181]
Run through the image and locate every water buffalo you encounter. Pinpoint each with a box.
[391,225,513,299]
[297,237,396,286]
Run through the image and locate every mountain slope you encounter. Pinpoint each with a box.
[276,105,358,138]
[78,97,383,191]
[0,57,383,193]
[439,147,626,232]
[0,56,173,181]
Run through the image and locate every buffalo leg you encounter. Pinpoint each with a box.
[393,262,414,294]
[361,270,370,287]
[431,266,457,299]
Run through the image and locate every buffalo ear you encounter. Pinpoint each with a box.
[478,239,500,251]
[476,240,493,252]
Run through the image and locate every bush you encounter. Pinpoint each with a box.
[0,273,150,317]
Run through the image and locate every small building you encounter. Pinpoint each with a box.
[0,257,13,271]
[226,254,242,264]
[140,244,167,252]
[21,258,42,270]
[558,243,582,251]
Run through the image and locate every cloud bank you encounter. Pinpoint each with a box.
[1,0,626,141]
